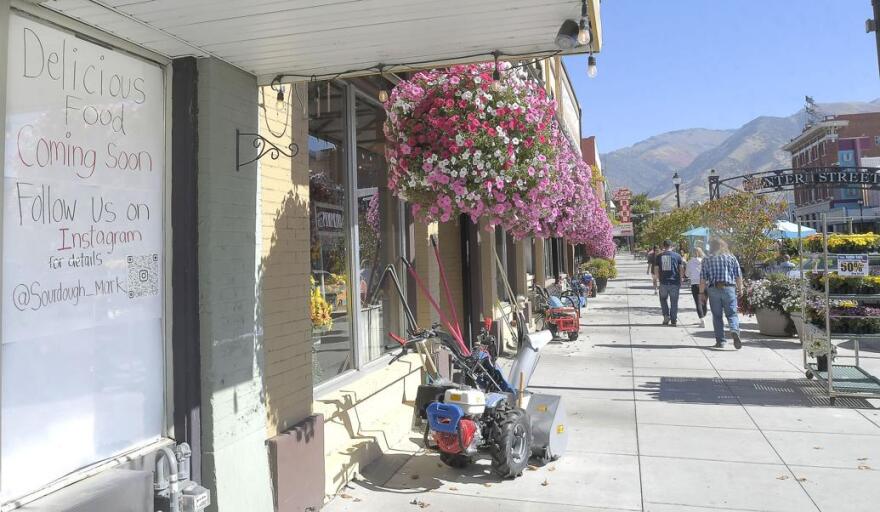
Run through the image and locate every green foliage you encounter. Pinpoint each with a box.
[583,258,618,279]
[641,207,701,249]
[695,193,787,277]
[630,193,661,243]
[640,192,786,277]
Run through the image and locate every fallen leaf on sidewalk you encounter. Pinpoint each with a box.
[541,479,550,486]
[448,486,458,491]
[527,465,538,471]
[548,466,556,472]
[409,498,430,508]
[858,464,872,470]
[482,483,492,487]
[858,457,869,461]
[797,477,807,482]
[339,493,353,499]
[354,498,362,503]
[776,475,789,480]
[812,446,822,450]
[410,474,420,480]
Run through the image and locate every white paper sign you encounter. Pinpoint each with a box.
[3,15,164,344]
[837,254,869,276]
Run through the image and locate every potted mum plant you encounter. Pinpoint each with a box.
[739,274,799,336]
[583,258,617,293]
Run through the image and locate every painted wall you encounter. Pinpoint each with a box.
[196,57,273,512]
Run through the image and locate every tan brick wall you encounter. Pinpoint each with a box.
[437,221,465,336]
[258,83,313,436]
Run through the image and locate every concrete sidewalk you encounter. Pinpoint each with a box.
[324,254,880,512]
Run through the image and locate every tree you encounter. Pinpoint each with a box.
[641,206,701,249]
[695,193,787,277]
[630,193,661,244]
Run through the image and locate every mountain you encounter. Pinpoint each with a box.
[603,100,880,207]
[601,128,734,196]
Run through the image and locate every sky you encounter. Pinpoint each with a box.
[564,1,880,153]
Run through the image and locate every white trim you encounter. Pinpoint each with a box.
[0,0,10,496]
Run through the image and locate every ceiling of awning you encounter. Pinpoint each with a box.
[38,0,601,83]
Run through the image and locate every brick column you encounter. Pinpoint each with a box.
[534,237,546,287]
[258,82,313,435]
[196,58,273,512]
[412,221,440,329]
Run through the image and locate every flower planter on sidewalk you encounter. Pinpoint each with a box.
[595,277,608,293]
[755,308,794,337]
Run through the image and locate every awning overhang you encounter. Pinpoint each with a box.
[33,0,602,83]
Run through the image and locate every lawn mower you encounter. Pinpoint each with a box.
[533,285,581,341]
[369,237,569,479]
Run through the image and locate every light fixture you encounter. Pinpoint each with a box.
[271,75,285,108]
[577,0,591,46]
[491,51,503,91]
[376,63,391,103]
[276,85,285,108]
[577,18,591,46]
[555,19,579,49]
[587,54,598,78]
[672,172,682,186]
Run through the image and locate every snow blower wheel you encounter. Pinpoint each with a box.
[488,404,532,479]
[568,331,579,341]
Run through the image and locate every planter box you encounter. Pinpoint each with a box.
[595,277,608,293]
[755,308,794,337]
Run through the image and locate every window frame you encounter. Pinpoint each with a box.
[314,81,406,395]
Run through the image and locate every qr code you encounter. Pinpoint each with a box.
[127,254,159,299]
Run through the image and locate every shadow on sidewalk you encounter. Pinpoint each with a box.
[594,343,714,351]
[637,376,877,409]
[348,444,512,495]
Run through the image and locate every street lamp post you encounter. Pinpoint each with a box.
[672,172,682,208]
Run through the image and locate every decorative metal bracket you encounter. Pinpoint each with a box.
[235,129,299,171]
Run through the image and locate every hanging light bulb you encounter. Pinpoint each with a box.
[491,51,503,91]
[378,89,389,102]
[275,85,286,110]
[577,18,591,46]
[587,55,598,78]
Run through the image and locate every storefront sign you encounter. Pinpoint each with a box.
[315,203,344,233]
[612,222,634,237]
[2,14,165,500]
[742,167,880,192]
[613,188,632,223]
[837,254,869,276]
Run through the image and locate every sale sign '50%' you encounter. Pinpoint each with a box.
[837,255,870,276]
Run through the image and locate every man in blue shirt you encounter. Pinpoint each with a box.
[654,240,685,326]
[699,237,744,349]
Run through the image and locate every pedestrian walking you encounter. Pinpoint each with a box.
[699,237,743,349]
[654,240,685,326]
[686,247,708,327]
[646,245,659,294]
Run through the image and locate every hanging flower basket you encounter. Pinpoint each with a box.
[383,62,614,256]
[384,62,569,237]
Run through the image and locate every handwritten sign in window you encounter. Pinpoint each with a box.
[1,15,165,501]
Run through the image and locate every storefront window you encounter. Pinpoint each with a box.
[355,93,401,361]
[309,83,354,385]
[2,15,166,501]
